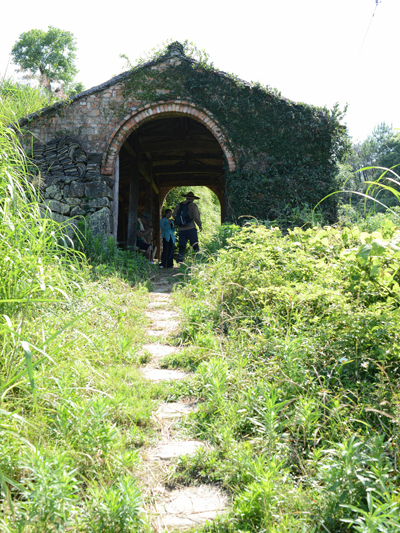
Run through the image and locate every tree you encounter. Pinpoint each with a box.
[376,131,400,171]
[11,26,79,95]
[347,123,393,178]
[341,123,399,211]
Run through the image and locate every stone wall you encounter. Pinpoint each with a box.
[18,54,220,176]
[33,136,114,236]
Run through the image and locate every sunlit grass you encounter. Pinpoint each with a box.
[0,78,57,126]
[0,119,156,531]
[169,213,400,532]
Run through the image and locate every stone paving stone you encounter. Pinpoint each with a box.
[146,320,180,337]
[152,283,172,294]
[154,485,228,529]
[145,310,179,321]
[149,293,171,301]
[142,273,229,530]
[141,344,179,359]
[146,301,169,309]
[155,402,197,420]
[146,324,177,337]
[141,368,189,382]
[148,440,205,461]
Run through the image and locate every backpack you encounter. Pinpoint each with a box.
[175,202,192,226]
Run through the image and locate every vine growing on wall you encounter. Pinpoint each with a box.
[114,44,351,223]
[20,41,351,225]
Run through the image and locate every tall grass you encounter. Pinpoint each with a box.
[0,125,82,307]
[0,122,81,390]
[0,120,83,508]
[0,78,57,125]
[0,122,151,531]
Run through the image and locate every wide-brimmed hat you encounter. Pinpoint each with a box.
[140,212,152,220]
[181,191,200,200]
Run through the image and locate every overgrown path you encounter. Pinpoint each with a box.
[139,269,228,532]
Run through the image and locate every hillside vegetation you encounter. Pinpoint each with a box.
[168,216,400,532]
[0,79,59,126]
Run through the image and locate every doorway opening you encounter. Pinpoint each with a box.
[116,115,225,251]
[162,186,221,249]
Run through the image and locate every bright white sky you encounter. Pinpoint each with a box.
[1,0,398,142]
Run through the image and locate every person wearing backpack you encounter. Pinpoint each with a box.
[173,191,203,263]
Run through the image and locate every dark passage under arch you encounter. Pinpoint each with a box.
[116,116,226,251]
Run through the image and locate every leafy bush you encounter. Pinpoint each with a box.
[85,476,145,533]
[173,214,400,532]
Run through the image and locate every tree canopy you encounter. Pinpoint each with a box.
[11,26,79,94]
[347,122,393,178]
[376,131,400,171]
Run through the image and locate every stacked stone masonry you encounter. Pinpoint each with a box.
[33,136,114,235]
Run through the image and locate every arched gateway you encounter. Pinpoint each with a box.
[104,101,235,247]
[18,41,347,246]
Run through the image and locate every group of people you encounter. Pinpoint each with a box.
[136,191,203,268]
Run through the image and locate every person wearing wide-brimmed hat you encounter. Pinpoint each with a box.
[136,212,157,263]
[173,191,203,263]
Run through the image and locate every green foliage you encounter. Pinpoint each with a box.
[0,78,58,125]
[68,81,85,97]
[340,123,397,210]
[11,26,79,94]
[17,449,80,531]
[377,130,400,171]
[84,476,145,532]
[0,114,153,530]
[0,122,82,312]
[347,123,393,180]
[171,213,400,532]
[73,221,150,284]
[121,39,212,70]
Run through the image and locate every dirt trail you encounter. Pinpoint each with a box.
[140,269,228,532]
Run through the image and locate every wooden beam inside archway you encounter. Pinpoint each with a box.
[116,116,226,254]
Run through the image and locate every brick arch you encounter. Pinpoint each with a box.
[102,100,236,176]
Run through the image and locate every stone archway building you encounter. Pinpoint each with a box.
[18,42,347,249]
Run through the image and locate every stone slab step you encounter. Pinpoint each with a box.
[149,292,171,300]
[155,402,198,420]
[141,344,179,359]
[154,485,228,530]
[146,320,180,337]
[141,368,189,382]
[147,440,205,461]
[145,310,180,321]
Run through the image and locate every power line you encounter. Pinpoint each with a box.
[356,0,381,62]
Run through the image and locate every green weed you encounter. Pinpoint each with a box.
[171,214,400,531]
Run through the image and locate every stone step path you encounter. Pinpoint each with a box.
[140,269,228,532]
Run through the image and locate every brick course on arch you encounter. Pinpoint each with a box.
[103,100,236,177]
